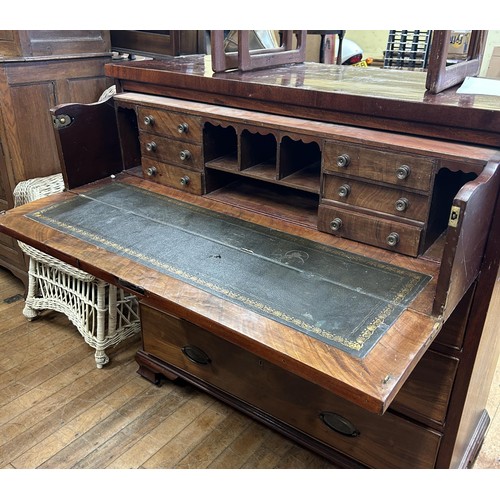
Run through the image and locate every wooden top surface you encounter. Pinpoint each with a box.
[0,173,441,415]
[106,56,500,147]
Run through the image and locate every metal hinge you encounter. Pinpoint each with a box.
[448,205,461,228]
[53,114,72,129]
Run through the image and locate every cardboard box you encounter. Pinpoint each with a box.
[486,46,500,79]
[306,34,322,62]
[448,30,471,60]
[305,34,337,63]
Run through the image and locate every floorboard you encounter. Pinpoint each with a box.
[1,265,498,470]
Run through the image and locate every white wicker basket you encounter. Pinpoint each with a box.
[13,173,141,368]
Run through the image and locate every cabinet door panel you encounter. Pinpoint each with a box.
[66,76,110,105]
[9,82,61,183]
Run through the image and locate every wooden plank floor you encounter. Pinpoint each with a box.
[1,265,499,469]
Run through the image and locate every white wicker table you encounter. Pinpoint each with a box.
[13,173,141,368]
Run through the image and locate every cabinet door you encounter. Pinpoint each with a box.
[8,82,61,183]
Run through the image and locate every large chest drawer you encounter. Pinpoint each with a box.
[141,304,441,468]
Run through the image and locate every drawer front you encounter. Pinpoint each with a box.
[323,141,436,191]
[322,174,430,222]
[137,107,203,142]
[141,159,204,195]
[392,350,459,427]
[140,133,203,170]
[0,237,24,269]
[318,204,423,256]
[141,304,441,469]
[0,231,17,249]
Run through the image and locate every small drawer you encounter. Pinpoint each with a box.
[141,304,441,469]
[142,159,204,195]
[140,133,203,170]
[137,107,203,142]
[322,174,430,222]
[323,141,436,192]
[0,231,17,249]
[318,204,423,256]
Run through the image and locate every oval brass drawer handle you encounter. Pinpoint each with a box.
[146,141,157,152]
[181,345,211,365]
[143,115,155,126]
[320,411,360,437]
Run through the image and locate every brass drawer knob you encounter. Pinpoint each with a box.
[330,217,343,232]
[146,166,157,177]
[395,197,409,212]
[145,141,157,152]
[180,175,191,186]
[143,115,155,126]
[396,164,411,180]
[336,153,351,168]
[386,232,400,247]
[179,149,192,161]
[178,122,189,134]
[338,184,351,198]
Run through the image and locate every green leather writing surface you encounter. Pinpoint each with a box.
[27,182,430,358]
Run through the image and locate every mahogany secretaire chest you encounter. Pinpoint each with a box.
[1,55,499,468]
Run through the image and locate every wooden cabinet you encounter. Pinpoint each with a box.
[0,30,112,284]
[110,30,206,59]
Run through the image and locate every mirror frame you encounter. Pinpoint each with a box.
[426,30,488,94]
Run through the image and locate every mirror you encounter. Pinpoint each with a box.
[426,30,488,93]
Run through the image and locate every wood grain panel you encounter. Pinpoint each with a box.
[140,133,203,170]
[323,140,436,191]
[141,303,441,469]
[392,350,459,426]
[137,106,202,142]
[0,175,441,415]
[322,174,430,222]
[318,203,423,256]
[9,83,60,182]
[141,160,204,194]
